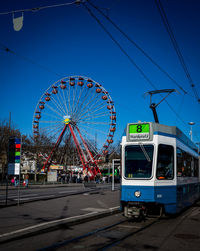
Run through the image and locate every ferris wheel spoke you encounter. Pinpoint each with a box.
[84,137,99,155]
[39,120,61,124]
[86,99,108,113]
[80,127,105,152]
[67,85,73,116]
[80,112,109,121]
[39,124,62,134]
[71,83,79,116]
[39,108,63,121]
[73,88,96,120]
[59,87,69,115]
[75,99,105,117]
[40,123,64,136]
[44,102,64,119]
[79,124,109,138]
[85,138,99,155]
[78,86,93,109]
[39,119,63,131]
[80,124,108,136]
[79,121,110,125]
[39,118,61,126]
[77,103,108,121]
[55,86,67,106]
[50,95,66,117]
[41,127,66,144]
[78,127,96,143]
[75,93,101,122]
[55,91,68,116]
[40,112,62,122]
[72,85,85,117]
[68,84,75,116]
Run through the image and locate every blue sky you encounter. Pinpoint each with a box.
[0,0,200,146]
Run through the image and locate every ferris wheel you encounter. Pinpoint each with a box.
[32,76,116,177]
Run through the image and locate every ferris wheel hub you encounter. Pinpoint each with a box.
[63,115,71,124]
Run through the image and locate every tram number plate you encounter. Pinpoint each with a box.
[129,123,150,140]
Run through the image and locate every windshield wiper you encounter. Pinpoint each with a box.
[139,143,151,162]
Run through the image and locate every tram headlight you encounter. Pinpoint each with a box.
[134,191,141,198]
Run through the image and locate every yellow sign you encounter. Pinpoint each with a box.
[50,165,64,170]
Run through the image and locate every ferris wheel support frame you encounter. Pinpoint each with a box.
[68,123,87,170]
[43,123,68,170]
[69,124,100,178]
[75,125,100,171]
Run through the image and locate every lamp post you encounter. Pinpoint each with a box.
[188,122,195,141]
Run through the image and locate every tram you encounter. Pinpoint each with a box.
[121,122,200,218]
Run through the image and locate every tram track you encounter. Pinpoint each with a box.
[1,204,199,251]
[38,215,161,251]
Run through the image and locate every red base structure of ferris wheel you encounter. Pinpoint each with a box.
[42,124,68,170]
[42,123,101,179]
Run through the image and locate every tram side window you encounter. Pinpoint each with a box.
[176,148,198,177]
[177,148,183,176]
[156,144,174,180]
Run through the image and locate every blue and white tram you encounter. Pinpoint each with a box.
[121,122,200,217]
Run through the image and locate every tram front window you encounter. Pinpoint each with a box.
[125,145,154,178]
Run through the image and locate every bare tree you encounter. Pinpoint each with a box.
[0,120,21,155]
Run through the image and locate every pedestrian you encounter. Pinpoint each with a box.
[25,178,28,187]
[67,173,70,183]
[11,177,15,186]
[25,174,29,188]
[15,177,19,187]
[84,175,88,183]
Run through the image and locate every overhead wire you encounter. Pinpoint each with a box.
[175,92,185,125]
[155,0,200,104]
[81,2,188,126]
[0,0,78,15]
[82,2,158,91]
[0,1,79,77]
[0,1,194,129]
[0,41,63,77]
[87,0,187,95]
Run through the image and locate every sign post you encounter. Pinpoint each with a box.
[112,159,120,191]
[6,137,21,205]
[8,137,21,175]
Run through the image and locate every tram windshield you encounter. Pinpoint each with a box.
[124,145,154,178]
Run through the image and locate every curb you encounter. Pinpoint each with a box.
[0,184,85,190]
[0,206,120,243]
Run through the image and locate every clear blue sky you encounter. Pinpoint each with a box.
[0,0,200,145]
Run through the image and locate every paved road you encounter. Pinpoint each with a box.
[0,183,119,206]
[0,186,200,251]
[0,186,120,236]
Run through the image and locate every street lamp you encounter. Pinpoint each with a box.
[188,122,195,141]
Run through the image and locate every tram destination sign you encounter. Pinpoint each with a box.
[127,123,150,141]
